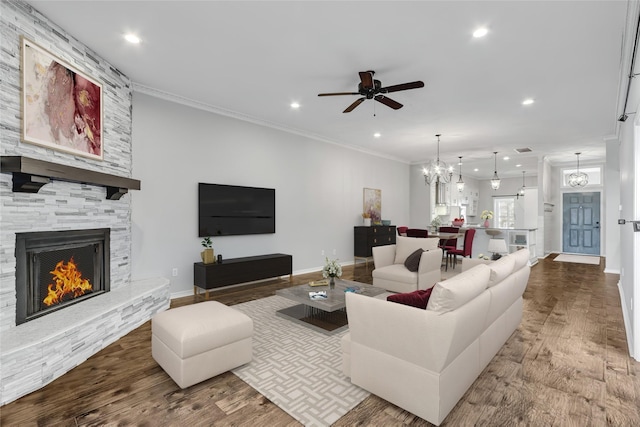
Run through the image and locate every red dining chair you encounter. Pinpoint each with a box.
[447,228,476,269]
[406,228,428,238]
[397,226,409,236]
[438,226,459,270]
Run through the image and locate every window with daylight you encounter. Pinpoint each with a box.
[494,197,515,228]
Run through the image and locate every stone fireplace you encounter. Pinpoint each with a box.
[15,228,110,325]
[0,1,170,406]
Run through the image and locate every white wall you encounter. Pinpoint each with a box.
[130,92,410,296]
[617,116,638,359]
[604,138,621,274]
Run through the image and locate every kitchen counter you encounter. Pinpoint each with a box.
[457,226,538,265]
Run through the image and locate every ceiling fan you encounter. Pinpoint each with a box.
[318,70,424,113]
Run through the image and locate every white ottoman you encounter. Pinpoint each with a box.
[152,301,253,388]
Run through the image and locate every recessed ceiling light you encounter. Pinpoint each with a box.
[473,27,488,38]
[124,34,141,44]
[522,98,534,105]
[516,164,522,167]
[503,156,510,160]
[474,168,479,172]
[373,132,381,138]
[290,102,300,109]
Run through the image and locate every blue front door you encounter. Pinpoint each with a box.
[562,192,601,255]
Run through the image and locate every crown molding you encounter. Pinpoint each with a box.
[131,83,409,165]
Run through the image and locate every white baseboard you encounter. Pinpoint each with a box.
[617,280,634,358]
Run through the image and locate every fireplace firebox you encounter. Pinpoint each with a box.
[15,228,110,325]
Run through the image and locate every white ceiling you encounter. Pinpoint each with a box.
[26,1,630,180]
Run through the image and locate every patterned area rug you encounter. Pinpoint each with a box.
[553,253,601,265]
[231,295,369,426]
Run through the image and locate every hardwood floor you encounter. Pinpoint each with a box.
[1,255,638,426]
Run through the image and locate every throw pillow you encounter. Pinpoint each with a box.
[387,287,434,309]
[404,249,424,272]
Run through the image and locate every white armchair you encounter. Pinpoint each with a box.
[372,236,442,293]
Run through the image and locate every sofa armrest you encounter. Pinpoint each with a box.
[346,290,490,373]
[346,292,443,371]
[417,248,442,289]
[372,244,396,269]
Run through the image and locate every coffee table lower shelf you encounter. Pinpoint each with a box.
[276,304,348,335]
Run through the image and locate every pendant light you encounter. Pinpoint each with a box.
[423,134,452,185]
[456,156,465,192]
[490,152,501,190]
[568,152,588,187]
[518,171,526,196]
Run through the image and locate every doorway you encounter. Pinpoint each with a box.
[562,192,601,255]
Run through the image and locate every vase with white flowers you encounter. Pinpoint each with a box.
[322,257,342,289]
[480,210,493,227]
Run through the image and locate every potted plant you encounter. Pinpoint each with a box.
[430,215,442,232]
[322,257,342,289]
[201,236,215,264]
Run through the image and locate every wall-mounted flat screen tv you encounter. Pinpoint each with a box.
[198,183,275,237]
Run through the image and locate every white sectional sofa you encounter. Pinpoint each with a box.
[371,236,442,293]
[342,249,531,426]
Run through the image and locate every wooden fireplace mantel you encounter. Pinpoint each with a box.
[0,156,141,200]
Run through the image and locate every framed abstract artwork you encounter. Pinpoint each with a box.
[21,37,103,160]
[363,188,381,223]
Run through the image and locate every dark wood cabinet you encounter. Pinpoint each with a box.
[194,253,292,298]
[354,226,396,259]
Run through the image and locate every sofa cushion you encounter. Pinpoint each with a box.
[372,263,420,284]
[511,248,529,272]
[394,236,439,264]
[487,255,515,287]
[404,249,424,272]
[387,288,433,309]
[426,264,490,313]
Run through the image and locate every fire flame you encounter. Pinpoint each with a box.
[43,257,92,306]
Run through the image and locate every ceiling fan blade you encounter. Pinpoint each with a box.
[359,71,374,89]
[318,92,360,97]
[374,95,403,110]
[381,81,425,93]
[343,97,366,113]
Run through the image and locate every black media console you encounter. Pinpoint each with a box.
[193,253,292,299]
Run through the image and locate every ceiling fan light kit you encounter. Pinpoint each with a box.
[568,152,589,187]
[318,70,424,113]
[490,151,501,190]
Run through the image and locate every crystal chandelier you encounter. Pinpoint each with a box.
[490,151,501,190]
[423,134,452,185]
[568,152,588,187]
[456,156,465,192]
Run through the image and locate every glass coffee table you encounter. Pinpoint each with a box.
[275,278,386,335]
